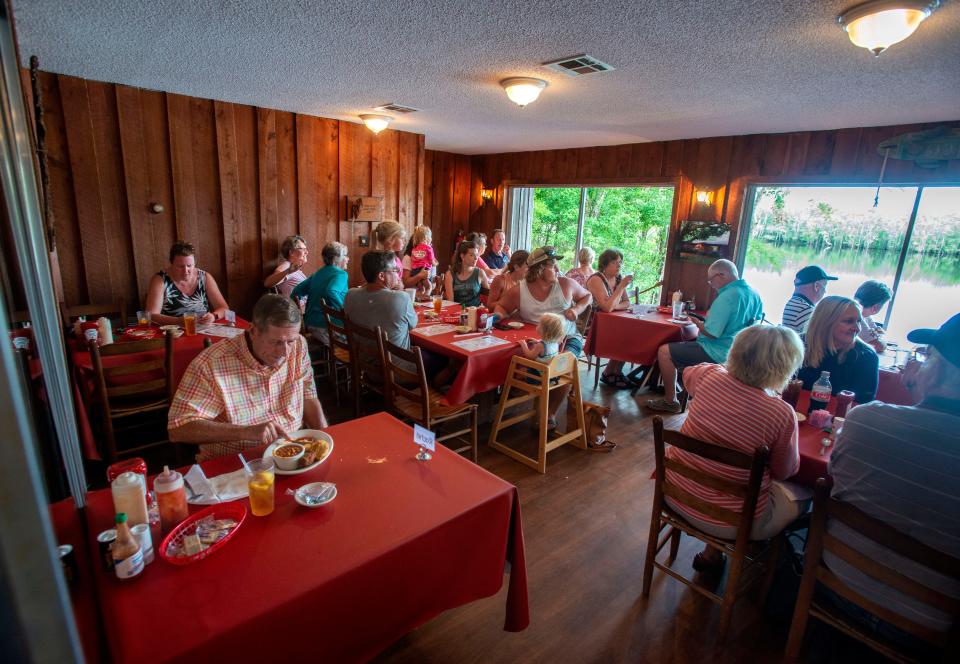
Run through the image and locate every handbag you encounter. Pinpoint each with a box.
[567,399,616,452]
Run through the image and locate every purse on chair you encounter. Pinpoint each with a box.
[567,399,616,452]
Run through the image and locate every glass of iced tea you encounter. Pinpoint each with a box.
[433,295,442,315]
[782,379,803,411]
[245,458,275,517]
[183,313,197,336]
[137,310,149,326]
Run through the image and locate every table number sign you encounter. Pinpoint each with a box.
[414,423,436,461]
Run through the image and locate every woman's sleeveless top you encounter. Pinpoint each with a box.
[587,271,623,311]
[518,280,576,337]
[158,270,209,317]
[452,268,482,307]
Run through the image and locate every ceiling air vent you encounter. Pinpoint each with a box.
[374,103,419,114]
[542,54,615,77]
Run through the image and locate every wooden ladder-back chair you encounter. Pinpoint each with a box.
[319,301,351,405]
[344,320,385,418]
[785,477,960,663]
[88,330,176,464]
[488,352,587,474]
[380,331,478,462]
[300,317,330,380]
[641,416,780,643]
[62,298,128,328]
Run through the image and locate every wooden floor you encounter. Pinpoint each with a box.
[312,368,895,664]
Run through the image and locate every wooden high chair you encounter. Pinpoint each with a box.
[488,352,587,473]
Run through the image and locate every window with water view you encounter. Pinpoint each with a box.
[743,185,960,345]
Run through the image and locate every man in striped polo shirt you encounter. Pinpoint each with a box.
[781,265,836,332]
[825,313,960,645]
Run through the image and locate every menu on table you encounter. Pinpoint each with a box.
[451,335,512,352]
[199,325,246,339]
[414,324,457,337]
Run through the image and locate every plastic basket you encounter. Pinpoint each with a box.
[159,502,247,565]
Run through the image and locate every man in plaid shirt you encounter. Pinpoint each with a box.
[168,294,327,461]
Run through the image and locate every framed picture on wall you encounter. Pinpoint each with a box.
[676,220,731,261]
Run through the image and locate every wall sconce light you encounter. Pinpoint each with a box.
[838,1,938,56]
[695,189,715,206]
[500,77,548,107]
[360,113,392,134]
[481,187,496,202]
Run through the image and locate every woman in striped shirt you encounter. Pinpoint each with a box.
[665,324,809,571]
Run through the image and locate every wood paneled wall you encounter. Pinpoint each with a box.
[32,71,426,315]
[421,149,474,269]
[430,121,960,307]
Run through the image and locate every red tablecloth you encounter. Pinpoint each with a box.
[793,392,838,487]
[411,317,537,405]
[50,412,528,663]
[71,320,249,460]
[585,310,698,366]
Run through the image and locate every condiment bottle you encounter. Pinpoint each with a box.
[154,465,189,532]
[97,316,114,345]
[112,513,144,579]
[111,471,148,527]
[808,371,832,414]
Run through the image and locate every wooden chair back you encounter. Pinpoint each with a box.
[641,416,772,642]
[320,301,349,357]
[62,298,128,328]
[431,274,445,297]
[785,478,960,662]
[652,417,768,535]
[88,330,175,462]
[380,332,432,423]
[345,320,385,416]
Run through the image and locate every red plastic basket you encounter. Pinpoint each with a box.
[159,502,247,565]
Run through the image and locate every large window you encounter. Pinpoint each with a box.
[513,185,674,304]
[742,185,960,344]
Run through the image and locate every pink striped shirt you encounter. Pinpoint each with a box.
[666,364,799,526]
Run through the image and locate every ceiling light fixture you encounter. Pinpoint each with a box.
[360,113,392,134]
[500,77,548,108]
[838,0,938,56]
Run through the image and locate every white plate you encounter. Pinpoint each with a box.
[505,321,524,329]
[159,324,181,331]
[667,318,691,325]
[294,482,337,508]
[263,430,334,475]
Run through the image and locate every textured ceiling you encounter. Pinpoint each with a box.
[13,0,960,154]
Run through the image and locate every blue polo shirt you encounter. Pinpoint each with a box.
[697,279,764,363]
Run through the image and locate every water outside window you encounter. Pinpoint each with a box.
[530,186,673,303]
[743,185,960,345]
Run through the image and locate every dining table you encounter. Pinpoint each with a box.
[410,303,539,405]
[50,411,529,663]
[69,319,250,460]
[585,308,699,377]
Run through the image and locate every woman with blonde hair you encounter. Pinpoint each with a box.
[665,324,809,571]
[798,295,879,404]
[564,247,596,287]
[375,221,423,290]
[487,250,529,311]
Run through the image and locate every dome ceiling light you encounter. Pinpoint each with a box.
[838,0,939,56]
[500,77,548,108]
[359,113,392,134]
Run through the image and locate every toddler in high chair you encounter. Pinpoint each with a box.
[518,313,566,364]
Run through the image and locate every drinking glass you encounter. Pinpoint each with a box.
[136,310,149,326]
[782,379,803,410]
[433,295,443,315]
[245,459,275,517]
[671,301,685,320]
[183,313,197,336]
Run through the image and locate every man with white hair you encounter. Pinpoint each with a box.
[781,265,837,333]
[824,313,960,645]
[647,259,763,413]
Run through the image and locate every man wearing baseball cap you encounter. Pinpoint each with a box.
[781,265,837,333]
[824,313,960,646]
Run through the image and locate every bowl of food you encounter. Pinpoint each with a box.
[264,430,334,475]
[454,325,472,334]
[272,443,305,471]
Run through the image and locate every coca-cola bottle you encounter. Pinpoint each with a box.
[808,371,833,414]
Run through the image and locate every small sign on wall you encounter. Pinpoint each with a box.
[347,196,383,222]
